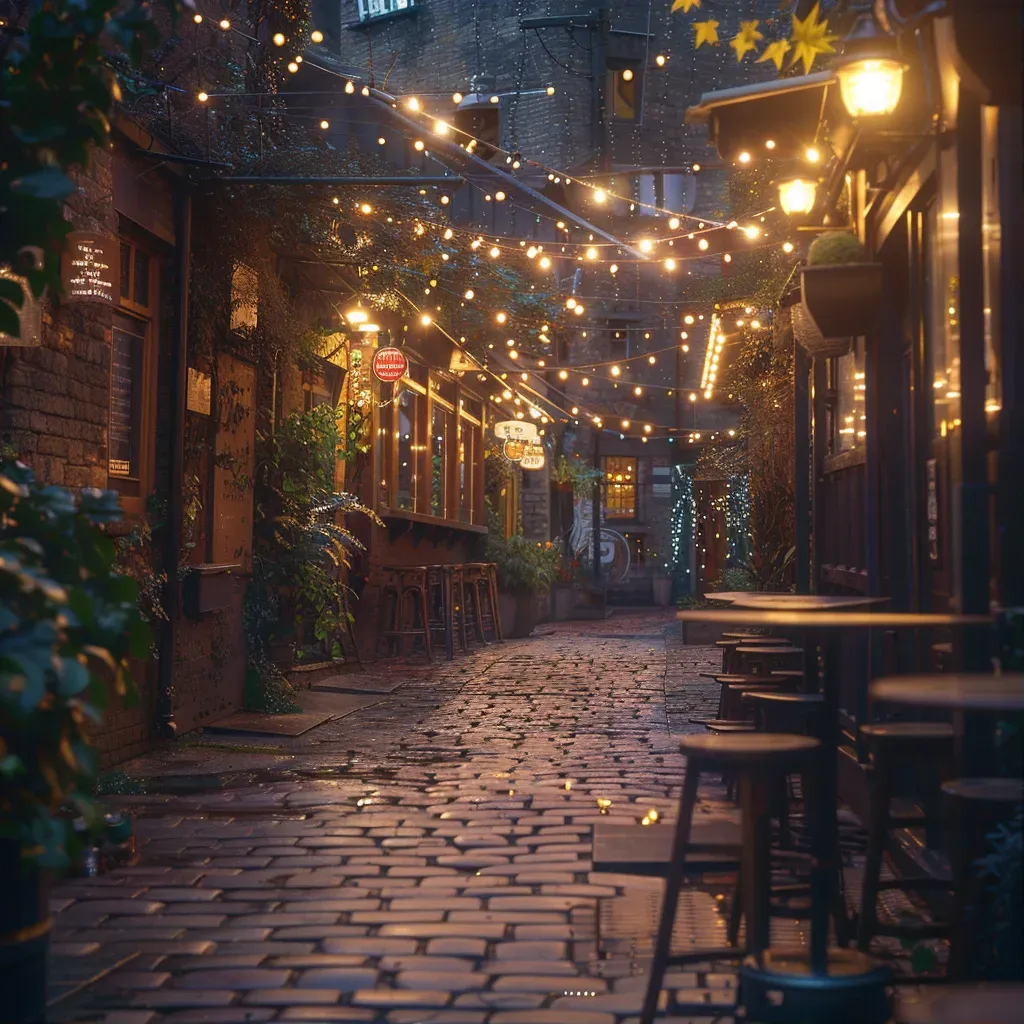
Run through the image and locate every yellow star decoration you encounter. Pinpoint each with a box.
[671,0,702,13]
[692,18,720,48]
[730,19,764,62]
[789,2,838,75]
[756,37,791,71]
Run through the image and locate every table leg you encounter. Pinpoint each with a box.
[443,569,454,661]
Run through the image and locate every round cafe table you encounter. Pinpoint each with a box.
[870,674,1024,713]
[705,592,890,611]
[676,607,992,977]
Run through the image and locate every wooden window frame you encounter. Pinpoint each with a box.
[375,363,486,529]
[603,455,639,521]
[107,236,158,514]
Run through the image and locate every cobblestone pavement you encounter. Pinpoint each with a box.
[49,610,737,1024]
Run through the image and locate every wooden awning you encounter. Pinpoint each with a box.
[685,72,835,163]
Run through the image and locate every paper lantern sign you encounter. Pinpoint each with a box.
[372,346,408,382]
[520,444,546,470]
[494,419,540,442]
[62,232,118,305]
[503,439,526,462]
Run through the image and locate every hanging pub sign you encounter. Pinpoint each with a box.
[494,419,540,443]
[371,346,408,382]
[449,348,481,373]
[503,439,526,462]
[62,231,118,305]
[520,444,546,470]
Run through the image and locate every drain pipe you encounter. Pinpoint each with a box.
[157,191,192,738]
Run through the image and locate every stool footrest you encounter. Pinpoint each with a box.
[875,877,951,891]
[666,947,744,966]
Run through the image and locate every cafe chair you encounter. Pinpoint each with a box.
[374,565,433,662]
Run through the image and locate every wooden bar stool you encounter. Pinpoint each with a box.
[855,722,956,952]
[716,638,743,673]
[464,562,503,644]
[374,565,432,662]
[641,732,820,1024]
[744,690,827,736]
[734,644,805,675]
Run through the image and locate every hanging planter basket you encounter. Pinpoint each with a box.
[792,302,852,359]
[801,262,884,339]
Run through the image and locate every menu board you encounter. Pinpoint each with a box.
[63,232,118,305]
[108,325,142,477]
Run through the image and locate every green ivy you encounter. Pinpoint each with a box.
[0,462,149,866]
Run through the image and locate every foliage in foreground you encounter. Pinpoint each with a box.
[0,463,149,865]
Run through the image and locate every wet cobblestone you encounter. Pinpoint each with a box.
[49,611,736,1022]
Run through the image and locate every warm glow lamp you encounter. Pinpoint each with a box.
[834,12,906,119]
[777,175,818,216]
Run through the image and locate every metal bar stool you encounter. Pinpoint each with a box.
[855,722,956,952]
[425,564,459,661]
[374,565,432,662]
[641,732,820,1024]
[464,562,503,644]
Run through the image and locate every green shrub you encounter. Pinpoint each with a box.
[0,463,149,866]
[807,232,869,265]
[487,532,561,594]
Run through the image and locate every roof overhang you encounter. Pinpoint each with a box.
[685,72,835,163]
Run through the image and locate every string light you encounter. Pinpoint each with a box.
[197,91,209,102]
[219,18,230,30]
[273,32,285,46]
[320,119,330,129]
[311,29,324,43]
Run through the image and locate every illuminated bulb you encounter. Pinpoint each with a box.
[656,54,666,66]
[682,344,689,352]
[692,162,701,172]
[464,289,474,299]
[783,241,795,253]
[219,19,230,30]
[197,91,209,102]
[744,226,759,239]
[495,191,506,201]
[509,350,518,360]
[345,81,355,94]
[571,406,579,415]
[407,97,420,111]
[489,246,500,258]
[689,393,697,402]
[698,238,709,251]
[609,264,618,274]
[547,86,555,95]
[684,315,695,325]
[610,365,621,377]
[765,138,776,150]
[375,136,385,145]
[669,217,680,230]
[193,14,203,23]
[621,419,630,429]
[558,370,569,381]
[805,146,821,163]
[664,258,676,271]
[566,298,577,310]
[332,197,340,205]
[737,151,751,164]
[496,312,507,324]
[648,355,656,365]
[489,94,500,104]
[582,377,590,386]
[539,256,552,269]
[320,119,330,129]
[287,61,298,72]
[751,319,761,329]
[527,246,538,259]
[434,120,449,135]
[440,195,450,205]
[503,389,513,400]
[359,203,372,214]
[736,319,745,327]
[573,305,584,316]
[634,386,642,396]
[506,339,515,347]
[723,253,732,263]
[586,247,598,260]
[295,56,303,63]
[594,188,607,203]
[414,140,425,151]
[453,91,463,103]
[311,29,324,43]
[639,238,653,254]
[362,86,370,96]
[273,32,286,46]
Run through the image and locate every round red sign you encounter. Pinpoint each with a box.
[371,346,408,382]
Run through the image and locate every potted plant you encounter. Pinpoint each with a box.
[550,455,600,550]
[800,231,883,339]
[486,532,561,638]
[1,463,149,1023]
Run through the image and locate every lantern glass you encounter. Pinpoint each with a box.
[836,57,905,118]
[778,177,818,216]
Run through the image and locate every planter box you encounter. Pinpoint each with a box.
[652,577,673,607]
[552,583,574,621]
[792,302,852,359]
[499,590,542,638]
[801,263,883,339]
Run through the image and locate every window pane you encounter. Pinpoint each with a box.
[610,70,637,120]
[396,385,421,512]
[430,403,447,517]
[928,150,960,437]
[835,339,866,451]
[133,247,150,307]
[109,322,144,478]
[604,456,636,518]
[119,241,131,300]
[459,420,474,523]
[377,382,393,507]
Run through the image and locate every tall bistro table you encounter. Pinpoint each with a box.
[676,607,993,979]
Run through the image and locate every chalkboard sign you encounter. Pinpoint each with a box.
[108,323,143,477]
[63,232,118,305]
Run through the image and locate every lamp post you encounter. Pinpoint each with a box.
[777,174,819,217]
